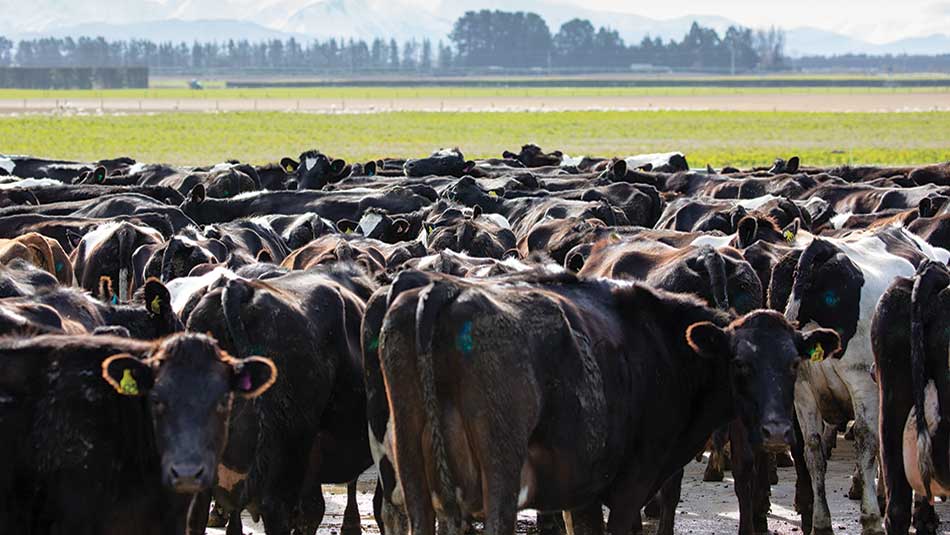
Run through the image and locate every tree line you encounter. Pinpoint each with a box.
[0,11,790,73]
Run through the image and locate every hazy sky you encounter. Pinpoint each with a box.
[562,0,950,43]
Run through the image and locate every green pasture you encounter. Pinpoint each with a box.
[1,110,947,168]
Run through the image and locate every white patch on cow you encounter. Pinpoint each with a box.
[899,224,950,264]
[127,162,147,175]
[118,268,129,302]
[0,156,16,174]
[0,177,61,189]
[689,233,734,250]
[830,211,854,230]
[0,306,28,326]
[560,154,586,167]
[736,194,779,211]
[80,221,123,263]
[359,212,384,236]
[304,157,317,172]
[232,190,266,201]
[433,147,462,158]
[624,151,683,170]
[481,213,511,230]
[165,267,238,315]
[418,225,428,245]
[210,162,235,174]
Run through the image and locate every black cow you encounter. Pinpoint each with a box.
[379,270,839,535]
[282,150,349,190]
[405,148,475,178]
[0,333,275,534]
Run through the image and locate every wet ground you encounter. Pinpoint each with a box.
[208,435,950,535]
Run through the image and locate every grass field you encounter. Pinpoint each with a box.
[1,110,948,168]
[2,85,949,101]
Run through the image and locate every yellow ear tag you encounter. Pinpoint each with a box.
[345,228,353,235]
[488,191,498,197]
[783,230,795,244]
[150,295,162,314]
[610,232,621,242]
[120,368,139,396]
[809,343,825,362]
[285,164,294,172]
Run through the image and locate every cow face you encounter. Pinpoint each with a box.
[205,169,256,199]
[101,333,276,494]
[405,148,474,178]
[783,239,864,354]
[687,311,841,450]
[282,151,348,190]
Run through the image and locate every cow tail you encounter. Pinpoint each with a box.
[910,260,949,502]
[699,245,729,310]
[222,279,252,358]
[414,281,462,527]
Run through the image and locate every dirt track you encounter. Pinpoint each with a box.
[3,92,950,115]
[207,434,950,535]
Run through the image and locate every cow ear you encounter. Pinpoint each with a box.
[392,218,411,235]
[93,166,107,184]
[797,328,841,362]
[231,356,277,398]
[190,184,206,204]
[256,249,274,263]
[686,321,729,359]
[782,219,800,244]
[144,278,173,317]
[502,150,516,159]
[611,159,627,179]
[336,219,359,234]
[471,204,483,219]
[463,161,475,173]
[786,156,800,174]
[566,251,586,273]
[331,158,347,174]
[707,164,716,174]
[280,157,299,174]
[364,160,377,177]
[736,216,758,248]
[102,353,154,396]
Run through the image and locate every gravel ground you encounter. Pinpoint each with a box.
[206,434,950,535]
[4,92,950,115]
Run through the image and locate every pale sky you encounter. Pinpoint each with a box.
[562,0,950,43]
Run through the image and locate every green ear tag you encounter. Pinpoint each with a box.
[783,230,795,244]
[488,191,498,197]
[809,343,825,362]
[120,369,139,396]
[150,295,162,314]
[345,227,353,235]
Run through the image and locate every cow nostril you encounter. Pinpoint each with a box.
[169,466,180,478]
[194,466,204,479]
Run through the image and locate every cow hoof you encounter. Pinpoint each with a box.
[811,526,834,535]
[342,525,362,535]
[859,514,884,535]
[643,498,661,519]
[769,464,779,485]
[703,464,725,482]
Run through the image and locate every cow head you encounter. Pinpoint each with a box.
[781,239,864,355]
[404,148,474,178]
[101,333,276,494]
[687,310,841,450]
[281,151,348,190]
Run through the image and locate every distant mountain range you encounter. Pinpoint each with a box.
[3,0,950,57]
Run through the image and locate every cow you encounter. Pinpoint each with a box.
[502,144,563,168]
[0,333,275,534]
[185,267,374,535]
[873,261,950,535]
[379,269,839,535]
[771,226,949,535]
[405,148,475,178]
[281,150,350,190]
[0,232,74,285]
[71,220,166,302]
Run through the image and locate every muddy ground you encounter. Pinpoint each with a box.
[4,92,950,115]
[207,434,950,535]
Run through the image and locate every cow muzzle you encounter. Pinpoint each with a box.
[760,419,795,452]
[167,463,209,494]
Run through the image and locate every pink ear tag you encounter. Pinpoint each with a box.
[238,371,253,391]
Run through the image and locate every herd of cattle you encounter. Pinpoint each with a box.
[1,146,950,535]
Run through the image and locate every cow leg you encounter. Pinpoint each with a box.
[642,496,660,519]
[847,383,884,535]
[912,496,939,535]
[848,462,864,500]
[207,500,228,528]
[654,469,683,535]
[374,480,384,535]
[538,511,567,535]
[226,510,244,535]
[822,423,838,460]
[187,490,212,535]
[342,480,362,535]
[704,427,729,482]
[795,384,833,535]
[730,422,756,535]
[792,414,813,534]
[878,367,913,535]
[752,449,772,534]
[563,504,604,535]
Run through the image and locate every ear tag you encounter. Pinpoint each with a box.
[150,295,162,314]
[488,191,498,197]
[55,262,63,273]
[223,190,230,197]
[120,369,140,396]
[111,295,118,304]
[368,336,379,350]
[345,227,353,235]
[783,230,795,243]
[456,321,474,355]
[610,232,621,242]
[809,343,825,362]
[285,164,294,173]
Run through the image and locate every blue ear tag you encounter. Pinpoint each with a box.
[55,262,63,273]
[111,295,118,304]
[368,337,379,350]
[456,321,474,355]
[823,291,839,307]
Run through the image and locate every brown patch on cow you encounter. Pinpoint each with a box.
[216,463,249,493]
